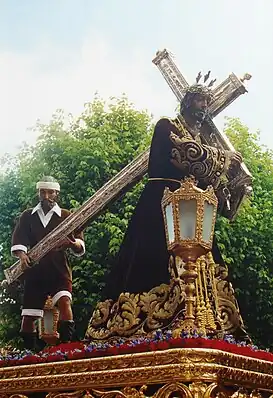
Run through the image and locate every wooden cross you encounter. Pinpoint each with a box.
[3,50,252,285]
[153,49,252,215]
[152,49,252,119]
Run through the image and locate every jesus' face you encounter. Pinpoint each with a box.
[192,94,208,111]
[190,93,209,123]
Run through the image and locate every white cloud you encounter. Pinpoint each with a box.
[0,31,177,160]
[1,27,272,164]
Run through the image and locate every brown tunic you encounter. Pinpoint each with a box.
[12,207,84,311]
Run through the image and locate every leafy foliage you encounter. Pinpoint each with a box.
[0,96,153,342]
[0,100,272,349]
[216,118,273,349]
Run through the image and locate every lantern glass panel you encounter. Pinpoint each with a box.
[179,199,197,239]
[165,203,175,243]
[43,310,54,334]
[202,201,214,241]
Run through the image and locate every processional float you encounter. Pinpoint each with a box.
[0,50,272,398]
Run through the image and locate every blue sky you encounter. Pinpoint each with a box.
[1,0,273,158]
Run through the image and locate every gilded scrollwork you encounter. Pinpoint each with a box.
[47,392,89,398]
[8,395,29,398]
[169,114,252,221]
[91,386,147,397]
[91,299,113,328]
[0,350,272,395]
[190,381,210,398]
[86,252,248,342]
[215,263,250,341]
[152,382,193,398]
[85,278,184,340]
[169,118,230,191]
[2,348,272,382]
[5,384,269,398]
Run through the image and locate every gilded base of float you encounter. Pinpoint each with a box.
[0,348,272,397]
[85,253,249,343]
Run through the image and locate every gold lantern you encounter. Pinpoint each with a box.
[161,176,218,333]
[39,296,60,345]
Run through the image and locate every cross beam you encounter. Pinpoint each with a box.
[3,50,252,285]
[3,150,149,284]
[153,49,252,217]
[152,49,252,118]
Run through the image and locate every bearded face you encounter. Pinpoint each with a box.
[39,189,58,213]
[191,93,209,122]
[180,92,211,123]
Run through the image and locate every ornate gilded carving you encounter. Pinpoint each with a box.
[231,389,255,398]
[4,384,271,397]
[171,259,198,336]
[47,392,91,398]
[0,349,272,394]
[42,385,273,398]
[86,252,245,341]
[169,128,230,190]
[89,386,147,397]
[46,384,210,398]
[0,386,270,398]
[215,263,248,340]
[153,382,193,398]
[8,395,29,398]
[189,381,209,398]
[86,278,184,340]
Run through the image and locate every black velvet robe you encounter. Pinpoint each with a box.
[104,118,224,300]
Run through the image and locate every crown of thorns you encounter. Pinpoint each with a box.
[183,71,216,101]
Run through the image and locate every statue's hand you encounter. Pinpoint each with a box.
[227,150,243,164]
[16,251,31,271]
[54,237,81,251]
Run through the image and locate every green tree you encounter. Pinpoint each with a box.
[216,118,273,349]
[0,96,153,344]
[0,100,272,350]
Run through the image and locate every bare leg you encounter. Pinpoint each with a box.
[56,296,74,343]
[57,296,73,321]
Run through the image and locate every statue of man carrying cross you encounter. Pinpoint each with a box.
[3,49,252,343]
[103,72,243,301]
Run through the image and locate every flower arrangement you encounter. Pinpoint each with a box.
[0,331,272,368]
